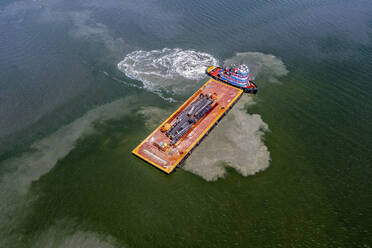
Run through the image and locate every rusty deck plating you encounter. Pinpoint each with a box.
[132,79,243,174]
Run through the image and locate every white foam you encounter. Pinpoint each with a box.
[117,48,218,94]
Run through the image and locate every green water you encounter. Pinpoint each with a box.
[0,0,371,247]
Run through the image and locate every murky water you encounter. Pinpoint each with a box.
[1,0,371,247]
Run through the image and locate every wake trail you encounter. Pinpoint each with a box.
[117,48,218,96]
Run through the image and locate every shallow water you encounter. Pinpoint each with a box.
[1,0,371,247]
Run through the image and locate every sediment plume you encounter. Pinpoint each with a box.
[0,97,135,248]
[184,95,270,181]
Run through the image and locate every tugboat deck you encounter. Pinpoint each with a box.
[132,79,243,174]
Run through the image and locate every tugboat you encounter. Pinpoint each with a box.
[206,64,258,94]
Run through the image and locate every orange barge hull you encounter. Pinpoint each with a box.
[132,79,243,174]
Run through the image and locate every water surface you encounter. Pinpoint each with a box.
[0,0,371,247]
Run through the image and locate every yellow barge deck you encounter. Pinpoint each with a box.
[132,79,243,174]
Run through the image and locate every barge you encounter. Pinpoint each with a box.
[132,78,243,174]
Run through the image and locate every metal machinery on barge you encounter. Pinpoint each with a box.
[132,64,257,174]
[165,93,217,146]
